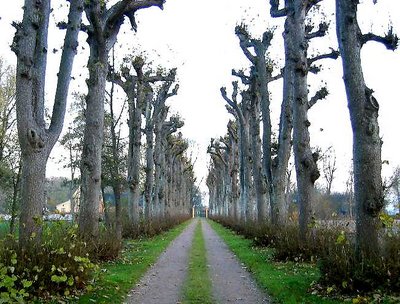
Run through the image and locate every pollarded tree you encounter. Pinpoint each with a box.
[221,82,252,222]
[157,114,184,217]
[270,0,338,238]
[12,0,83,253]
[143,69,178,222]
[207,138,230,217]
[336,0,398,259]
[152,81,179,218]
[109,56,175,225]
[79,0,165,242]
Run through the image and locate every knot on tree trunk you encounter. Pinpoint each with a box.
[365,197,384,216]
[364,87,379,111]
[27,128,45,152]
[301,154,320,183]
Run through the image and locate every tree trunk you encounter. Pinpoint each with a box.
[249,88,268,223]
[336,0,385,259]
[113,185,122,240]
[291,1,320,239]
[79,47,108,242]
[271,56,294,225]
[144,104,155,222]
[13,0,82,253]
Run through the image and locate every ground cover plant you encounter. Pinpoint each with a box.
[0,216,190,303]
[0,221,98,303]
[181,220,214,304]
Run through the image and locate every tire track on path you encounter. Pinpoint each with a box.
[125,219,197,304]
[202,219,270,303]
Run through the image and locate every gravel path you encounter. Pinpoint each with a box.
[124,219,197,304]
[202,219,270,304]
[124,219,270,304]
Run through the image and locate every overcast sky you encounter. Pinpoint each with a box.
[1,0,399,194]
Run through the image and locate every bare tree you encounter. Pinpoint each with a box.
[336,0,398,258]
[78,0,165,242]
[59,94,86,221]
[0,59,16,161]
[12,0,83,253]
[321,146,337,196]
[270,0,338,238]
[221,82,252,222]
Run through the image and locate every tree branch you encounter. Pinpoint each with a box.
[269,0,287,18]
[308,48,340,66]
[106,0,164,32]
[361,27,399,50]
[306,0,323,14]
[308,87,328,109]
[232,69,251,85]
[306,22,329,40]
[235,24,256,64]
[49,0,83,137]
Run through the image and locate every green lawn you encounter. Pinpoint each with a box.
[76,219,192,304]
[181,220,215,304]
[209,220,341,304]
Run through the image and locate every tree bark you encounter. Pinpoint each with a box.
[336,0,395,258]
[79,45,107,241]
[13,0,83,253]
[291,0,320,239]
[249,81,268,223]
[79,0,164,241]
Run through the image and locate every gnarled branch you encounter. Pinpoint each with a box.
[308,86,328,109]
[270,0,287,18]
[361,27,399,50]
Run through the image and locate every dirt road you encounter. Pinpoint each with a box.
[125,219,269,304]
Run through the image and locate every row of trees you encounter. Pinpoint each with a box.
[6,0,196,257]
[207,0,398,260]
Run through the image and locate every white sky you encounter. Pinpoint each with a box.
[0,0,399,194]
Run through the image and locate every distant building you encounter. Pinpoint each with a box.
[55,187,104,215]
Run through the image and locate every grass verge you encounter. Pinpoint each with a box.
[208,220,341,304]
[76,219,192,304]
[181,220,215,304]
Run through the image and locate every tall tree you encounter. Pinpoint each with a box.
[336,0,398,258]
[103,52,127,240]
[221,82,252,222]
[321,146,337,196]
[157,114,184,217]
[109,56,174,225]
[270,0,338,237]
[12,0,83,252]
[79,0,165,241]
[143,69,177,221]
[0,59,16,162]
[152,79,179,218]
[59,93,86,221]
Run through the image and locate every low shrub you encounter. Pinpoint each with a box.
[318,231,400,293]
[122,214,191,239]
[212,215,400,295]
[0,221,98,302]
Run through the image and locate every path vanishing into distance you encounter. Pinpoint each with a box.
[125,219,269,304]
